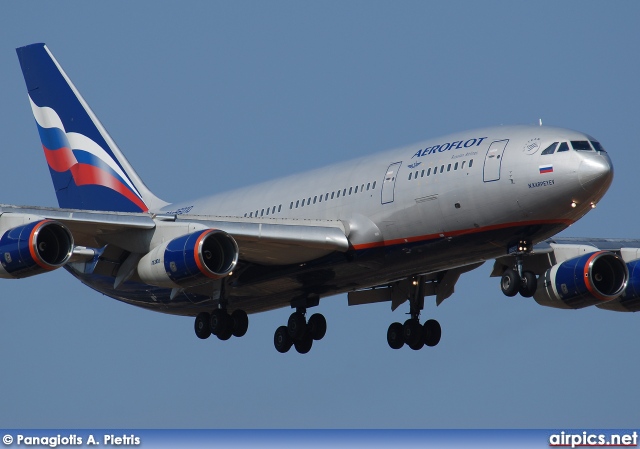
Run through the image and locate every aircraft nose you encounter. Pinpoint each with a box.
[578,153,613,192]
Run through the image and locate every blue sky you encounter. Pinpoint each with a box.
[0,1,639,428]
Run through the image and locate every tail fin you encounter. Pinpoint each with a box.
[16,43,167,213]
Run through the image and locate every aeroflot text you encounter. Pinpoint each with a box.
[411,137,488,158]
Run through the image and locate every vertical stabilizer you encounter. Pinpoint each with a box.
[16,43,167,213]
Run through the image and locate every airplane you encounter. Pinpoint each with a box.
[4,42,635,355]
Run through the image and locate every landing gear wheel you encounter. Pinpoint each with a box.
[501,268,521,297]
[403,318,423,347]
[387,322,405,349]
[287,312,307,340]
[307,313,327,341]
[194,312,211,339]
[211,310,233,340]
[519,271,537,298]
[274,326,293,353]
[423,319,441,347]
[231,309,249,337]
[294,334,313,354]
[408,338,424,351]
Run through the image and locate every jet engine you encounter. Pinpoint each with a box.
[137,229,239,288]
[0,219,74,279]
[533,251,628,309]
[596,259,640,312]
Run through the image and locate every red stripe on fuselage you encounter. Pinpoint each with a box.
[351,219,574,251]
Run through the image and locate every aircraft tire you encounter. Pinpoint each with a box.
[519,271,537,298]
[287,312,307,340]
[274,326,293,353]
[423,319,441,347]
[403,318,422,347]
[194,312,211,339]
[231,309,249,337]
[308,313,327,341]
[501,268,521,297]
[294,334,313,354]
[387,322,404,349]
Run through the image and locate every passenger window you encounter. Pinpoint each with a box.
[349,187,353,195]
[541,142,558,155]
[447,164,451,172]
[295,200,299,208]
[462,161,466,169]
[355,186,358,193]
[469,159,473,167]
[408,173,412,180]
[313,196,317,204]
[454,162,458,170]
[249,212,253,217]
[290,202,293,209]
[331,192,335,199]
[414,171,418,179]
[318,195,322,203]
[372,181,376,189]
[272,206,276,214]
[571,141,592,151]
[440,165,445,173]
[361,184,365,191]
[337,190,341,198]
[343,189,347,196]
[427,168,431,176]
[325,193,329,200]
[261,209,264,216]
[367,183,371,190]
[266,208,269,216]
[557,142,569,152]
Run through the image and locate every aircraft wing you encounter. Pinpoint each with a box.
[0,204,350,266]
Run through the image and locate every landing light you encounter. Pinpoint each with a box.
[571,201,577,208]
[591,202,597,209]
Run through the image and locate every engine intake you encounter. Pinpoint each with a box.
[138,229,239,288]
[0,220,74,279]
[534,251,628,309]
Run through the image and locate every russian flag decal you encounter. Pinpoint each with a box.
[539,164,553,174]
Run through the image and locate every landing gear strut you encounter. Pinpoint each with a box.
[500,239,537,298]
[387,275,441,350]
[274,308,327,354]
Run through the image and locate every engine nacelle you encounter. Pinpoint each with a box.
[137,229,239,288]
[534,251,628,309]
[597,259,640,312]
[0,220,74,279]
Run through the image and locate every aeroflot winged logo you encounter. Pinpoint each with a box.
[29,96,148,212]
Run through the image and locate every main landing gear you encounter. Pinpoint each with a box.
[500,240,537,298]
[387,275,441,351]
[194,308,249,340]
[274,309,327,354]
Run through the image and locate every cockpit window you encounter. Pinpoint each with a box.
[541,142,558,155]
[591,141,607,152]
[571,141,592,151]
[557,142,569,152]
